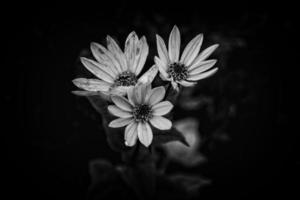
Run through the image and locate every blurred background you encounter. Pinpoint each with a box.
[4,3,295,200]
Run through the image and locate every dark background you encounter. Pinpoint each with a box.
[5,3,295,200]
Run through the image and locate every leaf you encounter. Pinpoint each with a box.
[119,144,156,199]
[87,95,127,152]
[89,159,115,184]
[87,159,137,200]
[118,162,156,200]
[152,127,189,147]
[168,174,211,196]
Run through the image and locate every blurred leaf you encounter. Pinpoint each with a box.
[152,127,189,147]
[169,174,211,197]
[88,159,137,200]
[119,144,156,200]
[89,159,115,184]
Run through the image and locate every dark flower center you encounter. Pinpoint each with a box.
[133,104,152,122]
[167,62,188,81]
[115,71,137,86]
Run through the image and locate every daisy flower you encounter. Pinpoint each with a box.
[72,32,158,98]
[108,84,173,147]
[155,25,219,90]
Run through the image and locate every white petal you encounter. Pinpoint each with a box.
[138,65,158,85]
[111,95,133,112]
[152,101,173,116]
[127,86,137,106]
[80,57,115,83]
[191,44,219,67]
[159,73,170,81]
[109,117,133,128]
[90,42,110,63]
[125,31,139,73]
[124,122,138,146]
[168,25,181,62]
[72,78,111,92]
[154,56,169,80]
[178,80,197,87]
[134,36,149,76]
[187,68,218,81]
[74,90,110,100]
[156,34,169,65]
[137,122,153,147]
[107,36,128,71]
[108,105,133,118]
[110,86,129,96]
[144,83,152,104]
[134,83,147,104]
[180,34,203,66]
[188,59,217,74]
[149,116,172,130]
[72,90,99,96]
[90,42,121,74]
[147,86,165,106]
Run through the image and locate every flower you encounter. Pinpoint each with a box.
[72,32,158,98]
[155,25,219,90]
[163,118,206,167]
[108,84,173,147]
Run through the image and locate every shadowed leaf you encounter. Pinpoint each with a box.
[152,127,189,147]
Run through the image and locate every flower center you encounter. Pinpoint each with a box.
[115,71,137,87]
[133,104,152,122]
[167,62,188,81]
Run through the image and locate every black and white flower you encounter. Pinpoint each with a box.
[155,25,219,90]
[73,32,158,98]
[108,84,173,147]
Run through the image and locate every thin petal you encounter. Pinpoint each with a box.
[110,86,129,96]
[125,31,139,73]
[156,34,169,65]
[144,84,152,103]
[124,122,138,146]
[137,122,153,147]
[72,90,100,96]
[191,44,219,67]
[187,68,218,81]
[134,36,149,76]
[80,57,115,83]
[73,91,110,100]
[178,80,197,87]
[107,36,128,71]
[180,34,203,66]
[152,101,173,116]
[109,118,133,128]
[90,42,110,64]
[127,86,137,106]
[138,65,158,85]
[134,83,147,104]
[111,95,133,112]
[149,116,172,130]
[147,86,165,106]
[90,42,121,74]
[188,59,217,74]
[108,105,133,118]
[168,25,181,62]
[154,56,169,80]
[72,78,111,92]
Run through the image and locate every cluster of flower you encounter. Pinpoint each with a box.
[73,26,218,148]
